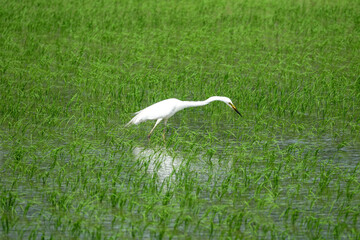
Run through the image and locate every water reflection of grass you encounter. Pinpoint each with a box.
[1,0,360,238]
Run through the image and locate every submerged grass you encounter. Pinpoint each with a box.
[1,0,360,238]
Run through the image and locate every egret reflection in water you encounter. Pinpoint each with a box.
[132,146,234,189]
[133,147,181,184]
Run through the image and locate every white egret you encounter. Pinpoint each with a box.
[125,96,242,139]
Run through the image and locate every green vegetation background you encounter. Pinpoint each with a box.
[1,0,360,238]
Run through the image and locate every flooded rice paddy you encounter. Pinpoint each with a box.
[1,0,360,238]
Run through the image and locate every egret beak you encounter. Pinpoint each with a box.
[230,103,242,117]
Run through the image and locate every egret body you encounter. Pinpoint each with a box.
[126,96,242,139]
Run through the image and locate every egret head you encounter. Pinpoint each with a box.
[209,96,242,117]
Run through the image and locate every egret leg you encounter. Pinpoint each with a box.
[162,119,168,141]
[148,118,162,139]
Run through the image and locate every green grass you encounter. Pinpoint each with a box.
[1,0,360,238]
